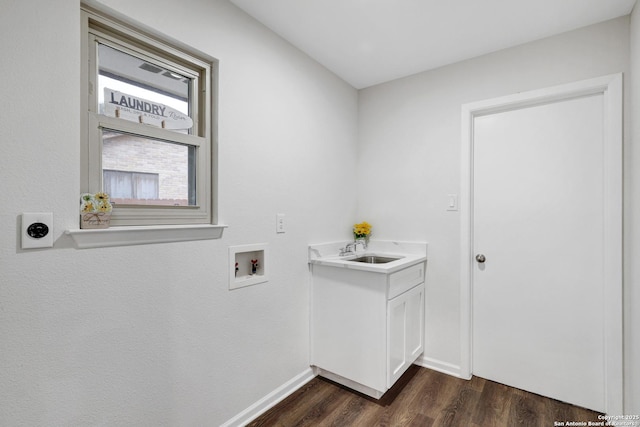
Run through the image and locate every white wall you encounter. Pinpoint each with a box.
[357,16,637,409]
[0,0,357,425]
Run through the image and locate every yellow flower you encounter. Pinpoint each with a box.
[97,202,112,212]
[94,192,110,202]
[353,221,372,237]
[82,202,94,213]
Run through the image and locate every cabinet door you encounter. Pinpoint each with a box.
[387,283,425,387]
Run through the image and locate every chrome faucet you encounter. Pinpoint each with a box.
[339,239,367,256]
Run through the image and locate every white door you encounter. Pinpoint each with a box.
[472,93,608,412]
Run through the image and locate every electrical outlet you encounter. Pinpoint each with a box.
[22,212,53,249]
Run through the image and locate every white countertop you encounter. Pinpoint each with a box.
[308,240,428,274]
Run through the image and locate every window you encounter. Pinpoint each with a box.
[81,4,216,227]
[103,170,160,202]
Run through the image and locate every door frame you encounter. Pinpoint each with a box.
[459,74,623,413]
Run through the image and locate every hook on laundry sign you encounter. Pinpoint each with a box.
[104,88,193,130]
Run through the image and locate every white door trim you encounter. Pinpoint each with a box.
[459,74,623,413]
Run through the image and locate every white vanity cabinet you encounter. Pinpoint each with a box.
[310,260,426,399]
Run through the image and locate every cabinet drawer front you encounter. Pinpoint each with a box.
[388,262,425,299]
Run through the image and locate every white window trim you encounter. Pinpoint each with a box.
[71,1,224,246]
[66,224,226,249]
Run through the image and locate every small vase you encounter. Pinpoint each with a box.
[80,212,111,229]
[355,236,368,249]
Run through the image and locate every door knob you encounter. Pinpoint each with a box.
[475,254,486,263]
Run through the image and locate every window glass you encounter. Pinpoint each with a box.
[104,170,159,200]
[98,43,192,134]
[102,129,195,206]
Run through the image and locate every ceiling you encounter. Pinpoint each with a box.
[229,0,636,88]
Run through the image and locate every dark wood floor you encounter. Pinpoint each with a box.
[248,365,602,426]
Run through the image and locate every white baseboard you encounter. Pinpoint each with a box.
[221,368,316,427]
[415,355,465,379]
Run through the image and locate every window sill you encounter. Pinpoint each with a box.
[65,224,226,249]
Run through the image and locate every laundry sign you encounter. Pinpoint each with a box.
[104,88,193,130]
